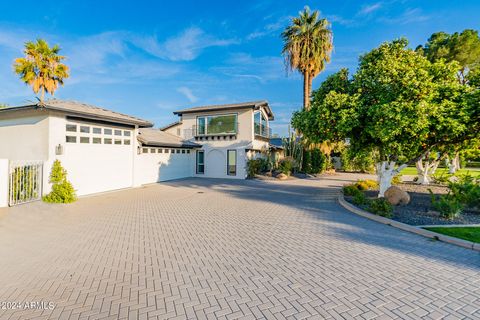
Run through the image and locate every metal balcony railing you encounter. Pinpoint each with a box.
[185,122,239,138]
[254,124,271,139]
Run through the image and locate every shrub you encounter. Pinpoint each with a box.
[43,160,77,203]
[429,190,463,220]
[368,198,393,218]
[340,148,375,173]
[278,157,296,175]
[447,174,480,209]
[356,179,378,190]
[432,172,453,184]
[302,149,326,174]
[391,175,402,185]
[246,158,269,178]
[353,192,370,206]
[343,185,361,196]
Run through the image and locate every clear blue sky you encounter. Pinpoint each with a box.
[0,1,479,136]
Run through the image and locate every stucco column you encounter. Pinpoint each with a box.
[0,159,9,207]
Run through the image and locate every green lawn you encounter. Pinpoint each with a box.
[424,227,480,243]
[400,167,480,177]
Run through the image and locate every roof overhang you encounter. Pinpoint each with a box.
[173,100,274,120]
[0,103,153,128]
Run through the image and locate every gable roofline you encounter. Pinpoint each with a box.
[173,100,274,120]
[138,128,200,149]
[0,99,153,127]
[159,120,181,131]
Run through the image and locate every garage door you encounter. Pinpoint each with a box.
[158,149,193,181]
[60,123,135,196]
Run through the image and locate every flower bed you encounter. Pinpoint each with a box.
[344,181,480,226]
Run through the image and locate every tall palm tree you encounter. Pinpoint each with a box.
[282,7,333,109]
[14,39,69,104]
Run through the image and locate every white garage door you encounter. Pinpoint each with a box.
[158,150,192,181]
[61,142,134,196]
[137,148,194,185]
[60,123,135,196]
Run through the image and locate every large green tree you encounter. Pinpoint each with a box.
[416,29,480,84]
[282,6,333,110]
[293,39,478,195]
[416,29,480,175]
[13,39,69,104]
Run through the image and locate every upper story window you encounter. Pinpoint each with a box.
[197,114,237,135]
[254,111,268,137]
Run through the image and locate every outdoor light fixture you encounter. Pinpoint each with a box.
[137,146,141,155]
[55,144,64,155]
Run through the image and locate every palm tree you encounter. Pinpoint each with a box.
[282,7,333,110]
[14,39,69,104]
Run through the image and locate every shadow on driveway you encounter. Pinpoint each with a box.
[162,174,480,271]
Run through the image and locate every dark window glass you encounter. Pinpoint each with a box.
[196,151,205,174]
[104,138,112,144]
[66,136,76,143]
[80,137,90,143]
[80,126,90,133]
[104,128,112,135]
[66,124,77,132]
[197,117,206,135]
[93,137,102,144]
[93,127,102,134]
[115,130,122,136]
[124,139,131,145]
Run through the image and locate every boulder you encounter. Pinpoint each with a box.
[276,173,288,180]
[384,186,410,206]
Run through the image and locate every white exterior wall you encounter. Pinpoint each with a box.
[0,111,50,160]
[0,159,8,207]
[45,114,136,196]
[136,148,195,185]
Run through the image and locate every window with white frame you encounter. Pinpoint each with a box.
[196,114,237,135]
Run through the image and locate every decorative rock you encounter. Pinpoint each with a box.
[276,173,288,180]
[384,186,410,206]
[264,172,272,177]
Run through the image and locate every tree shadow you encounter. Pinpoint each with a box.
[160,175,480,270]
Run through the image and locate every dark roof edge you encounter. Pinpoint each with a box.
[0,104,154,127]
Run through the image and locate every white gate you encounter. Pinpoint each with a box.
[9,161,43,206]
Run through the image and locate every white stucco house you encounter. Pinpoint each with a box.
[0,99,275,207]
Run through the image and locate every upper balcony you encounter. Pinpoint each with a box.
[184,122,239,140]
[254,124,272,140]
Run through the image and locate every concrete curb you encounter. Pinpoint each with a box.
[338,195,480,252]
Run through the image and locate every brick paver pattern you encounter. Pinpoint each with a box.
[0,174,479,320]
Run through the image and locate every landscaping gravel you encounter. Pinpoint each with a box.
[347,182,480,226]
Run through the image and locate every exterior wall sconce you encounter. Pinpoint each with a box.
[55,144,64,155]
[137,146,141,155]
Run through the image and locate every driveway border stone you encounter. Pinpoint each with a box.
[338,194,480,252]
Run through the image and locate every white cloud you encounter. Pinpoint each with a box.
[176,86,198,103]
[214,53,288,83]
[378,8,430,24]
[358,3,383,16]
[246,16,290,40]
[132,27,238,61]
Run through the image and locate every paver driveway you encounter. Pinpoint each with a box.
[0,173,479,320]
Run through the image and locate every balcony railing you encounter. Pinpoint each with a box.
[254,124,272,139]
[183,123,239,139]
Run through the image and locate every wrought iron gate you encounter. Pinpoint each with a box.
[9,161,43,206]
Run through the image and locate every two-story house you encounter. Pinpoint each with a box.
[0,99,274,207]
[161,101,274,179]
